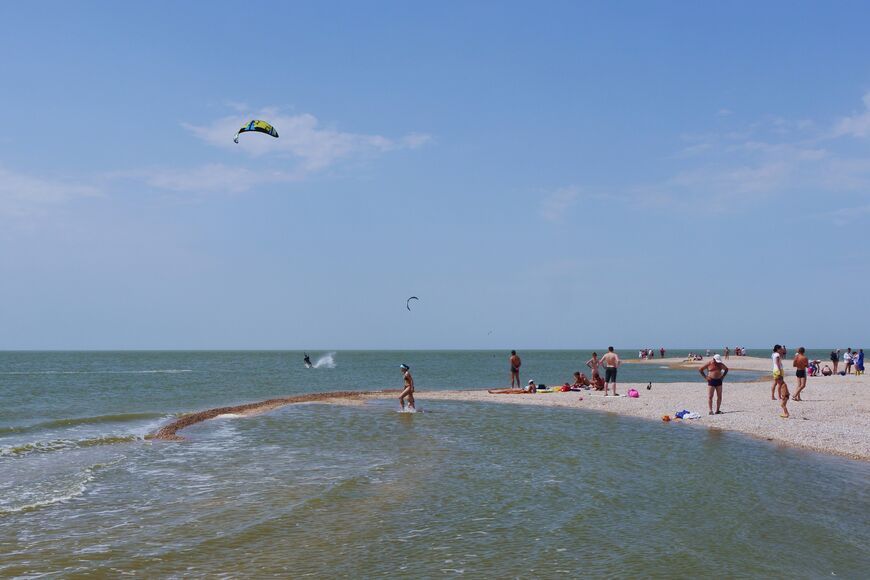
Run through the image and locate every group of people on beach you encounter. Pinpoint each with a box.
[505,348,623,396]
[401,345,865,420]
[828,348,865,375]
[637,348,663,359]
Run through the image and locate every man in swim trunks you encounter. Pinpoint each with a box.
[509,350,521,388]
[771,345,789,418]
[792,347,809,401]
[399,364,415,411]
[699,354,728,415]
[601,347,620,396]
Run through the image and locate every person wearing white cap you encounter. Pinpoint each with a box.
[399,364,415,411]
[524,379,537,393]
[699,354,729,415]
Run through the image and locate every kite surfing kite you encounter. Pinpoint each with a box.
[406,296,419,311]
[233,120,279,144]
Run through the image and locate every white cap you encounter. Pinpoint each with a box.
[713,354,722,363]
[528,379,535,384]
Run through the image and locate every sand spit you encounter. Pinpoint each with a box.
[148,390,396,441]
[396,369,869,460]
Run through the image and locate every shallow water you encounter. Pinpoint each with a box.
[1,351,867,577]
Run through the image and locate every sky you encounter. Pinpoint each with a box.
[1,0,868,350]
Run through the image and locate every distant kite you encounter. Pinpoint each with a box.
[406,296,419,311]
[234,120,279,144]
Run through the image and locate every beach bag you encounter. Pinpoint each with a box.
[627,388,639,398]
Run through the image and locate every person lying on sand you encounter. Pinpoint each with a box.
[488,379,537,394]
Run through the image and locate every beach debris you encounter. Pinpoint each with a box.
[406,296,419,311]
[233,119,279,143]
[647,382,652,390]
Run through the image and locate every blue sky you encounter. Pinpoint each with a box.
[1,1,868,349]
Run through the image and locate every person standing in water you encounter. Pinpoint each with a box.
[399,364,415,411]
[792,347,809,401]
[772,345,789,418]
[509,350,522,389]
[601,347,620,396]
[699,354,728,415]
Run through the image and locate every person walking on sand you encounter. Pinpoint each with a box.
[830,349,840,374]
[772,345,789,418]
[699,354,728,415]
[792,347,809,401]
[601,347,620,396]
[724,346,730,359]
[509,350,522,388]
[399,364,415,411]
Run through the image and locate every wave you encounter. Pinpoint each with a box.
[1,434,139,458]
[0,459,121,515]
[0,369,193,375]
[0,412,167,435]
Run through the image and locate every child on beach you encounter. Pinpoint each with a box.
[772,345,789,418]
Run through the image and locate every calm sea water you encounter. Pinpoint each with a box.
[1,351,867,577]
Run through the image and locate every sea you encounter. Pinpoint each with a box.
[1,350,867,577]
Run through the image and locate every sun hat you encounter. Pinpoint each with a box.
[713,354,722,363]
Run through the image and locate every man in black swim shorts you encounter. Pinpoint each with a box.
[601,347,620,396]
[699,354,729,415]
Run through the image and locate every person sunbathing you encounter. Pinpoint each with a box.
[489,380,537,394]
[572,371,590,388]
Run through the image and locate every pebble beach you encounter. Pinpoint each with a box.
[380,356,870,461]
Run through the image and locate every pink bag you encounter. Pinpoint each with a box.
[627,388,639,398]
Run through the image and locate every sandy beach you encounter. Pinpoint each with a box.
[374,356,870,461]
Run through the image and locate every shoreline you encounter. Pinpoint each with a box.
[147,356,868,461]
[375,368,868,461]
